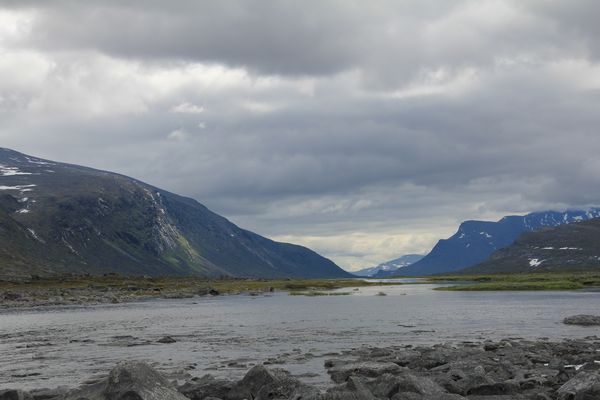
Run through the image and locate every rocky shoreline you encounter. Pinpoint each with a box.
[3,338,600,400]
[0,284,225,310]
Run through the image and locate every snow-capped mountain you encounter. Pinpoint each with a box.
[353,254,424,277]
[467,217,600,273]
[398,209,600,276]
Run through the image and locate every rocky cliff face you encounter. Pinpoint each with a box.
[0,148,350,279]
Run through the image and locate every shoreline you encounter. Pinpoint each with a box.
[0,276,401,310]
[4,337,600,400]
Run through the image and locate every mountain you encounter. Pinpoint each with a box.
[353,254,424,277]
[395,209,600,276]
[0,148,350,280]
[465,217,600,273]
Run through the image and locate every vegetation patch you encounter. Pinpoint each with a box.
[430,271,600,291]
[0,275,397,308]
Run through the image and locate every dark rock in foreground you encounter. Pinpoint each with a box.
[6,338,600,400]
[62,362,188,400]
[563,315,600,326]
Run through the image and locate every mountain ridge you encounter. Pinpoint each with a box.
[353,254,424,277]
[0,148,351,280]
[392,209,600,276]
[464,217,600,274]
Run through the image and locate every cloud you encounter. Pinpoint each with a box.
[167,129,188,141]
[1,1,600,270]
[171,102,204,114]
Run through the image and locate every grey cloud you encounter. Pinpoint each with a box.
[3,0,595,83]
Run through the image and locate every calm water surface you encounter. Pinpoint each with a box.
[1,283,600,389]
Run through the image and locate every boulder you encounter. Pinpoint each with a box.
[227,365,279,400]
[393,373,446,397]
[64,361,188,400]
[365,374,402,398]
[178,375,234,400]
[557,371,600,400]
[227,365,318,400]
[323,377,376,400]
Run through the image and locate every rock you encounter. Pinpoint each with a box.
[390,394,421,400]
[226,365,280,400]
[227,365,318,400]
[394,373,446,396]
[483,342,500,352]
[29,387,69,400]
[466,381,520,396]
[157,336,177,344]
[178,375,233,400]
[64,361,188,400]
[255,374,319,400]
[563,315,600,326]
[323,377,376,400]
[326,360,403,383]
[557,371,600,399]
[0,390,33,400]
[365,374,402,398]
[208,289,220,296]
[2,292,22,301]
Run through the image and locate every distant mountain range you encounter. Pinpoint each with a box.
[0,148,350,280]
[353,254,424,277]
[465,217,600,274]
[386,209,600,276]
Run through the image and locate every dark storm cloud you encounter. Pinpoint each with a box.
[1,1,600,268]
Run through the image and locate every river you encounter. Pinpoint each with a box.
[1,282,599,389]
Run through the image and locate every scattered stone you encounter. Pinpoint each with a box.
[157,336,177,344]
[563,315,600,326]
[11,339,600,400]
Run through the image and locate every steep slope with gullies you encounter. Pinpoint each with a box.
[0,148,350,280]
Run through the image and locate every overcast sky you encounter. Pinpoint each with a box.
[1,1,600,270]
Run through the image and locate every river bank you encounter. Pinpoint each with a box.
[0,276,398,309]
[3,337,600,400]
[427,271,600,291]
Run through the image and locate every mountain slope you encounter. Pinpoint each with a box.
[0,148,350,280]
[465,217,600,273]
[353,254,424,277]
[396,209,600,276]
